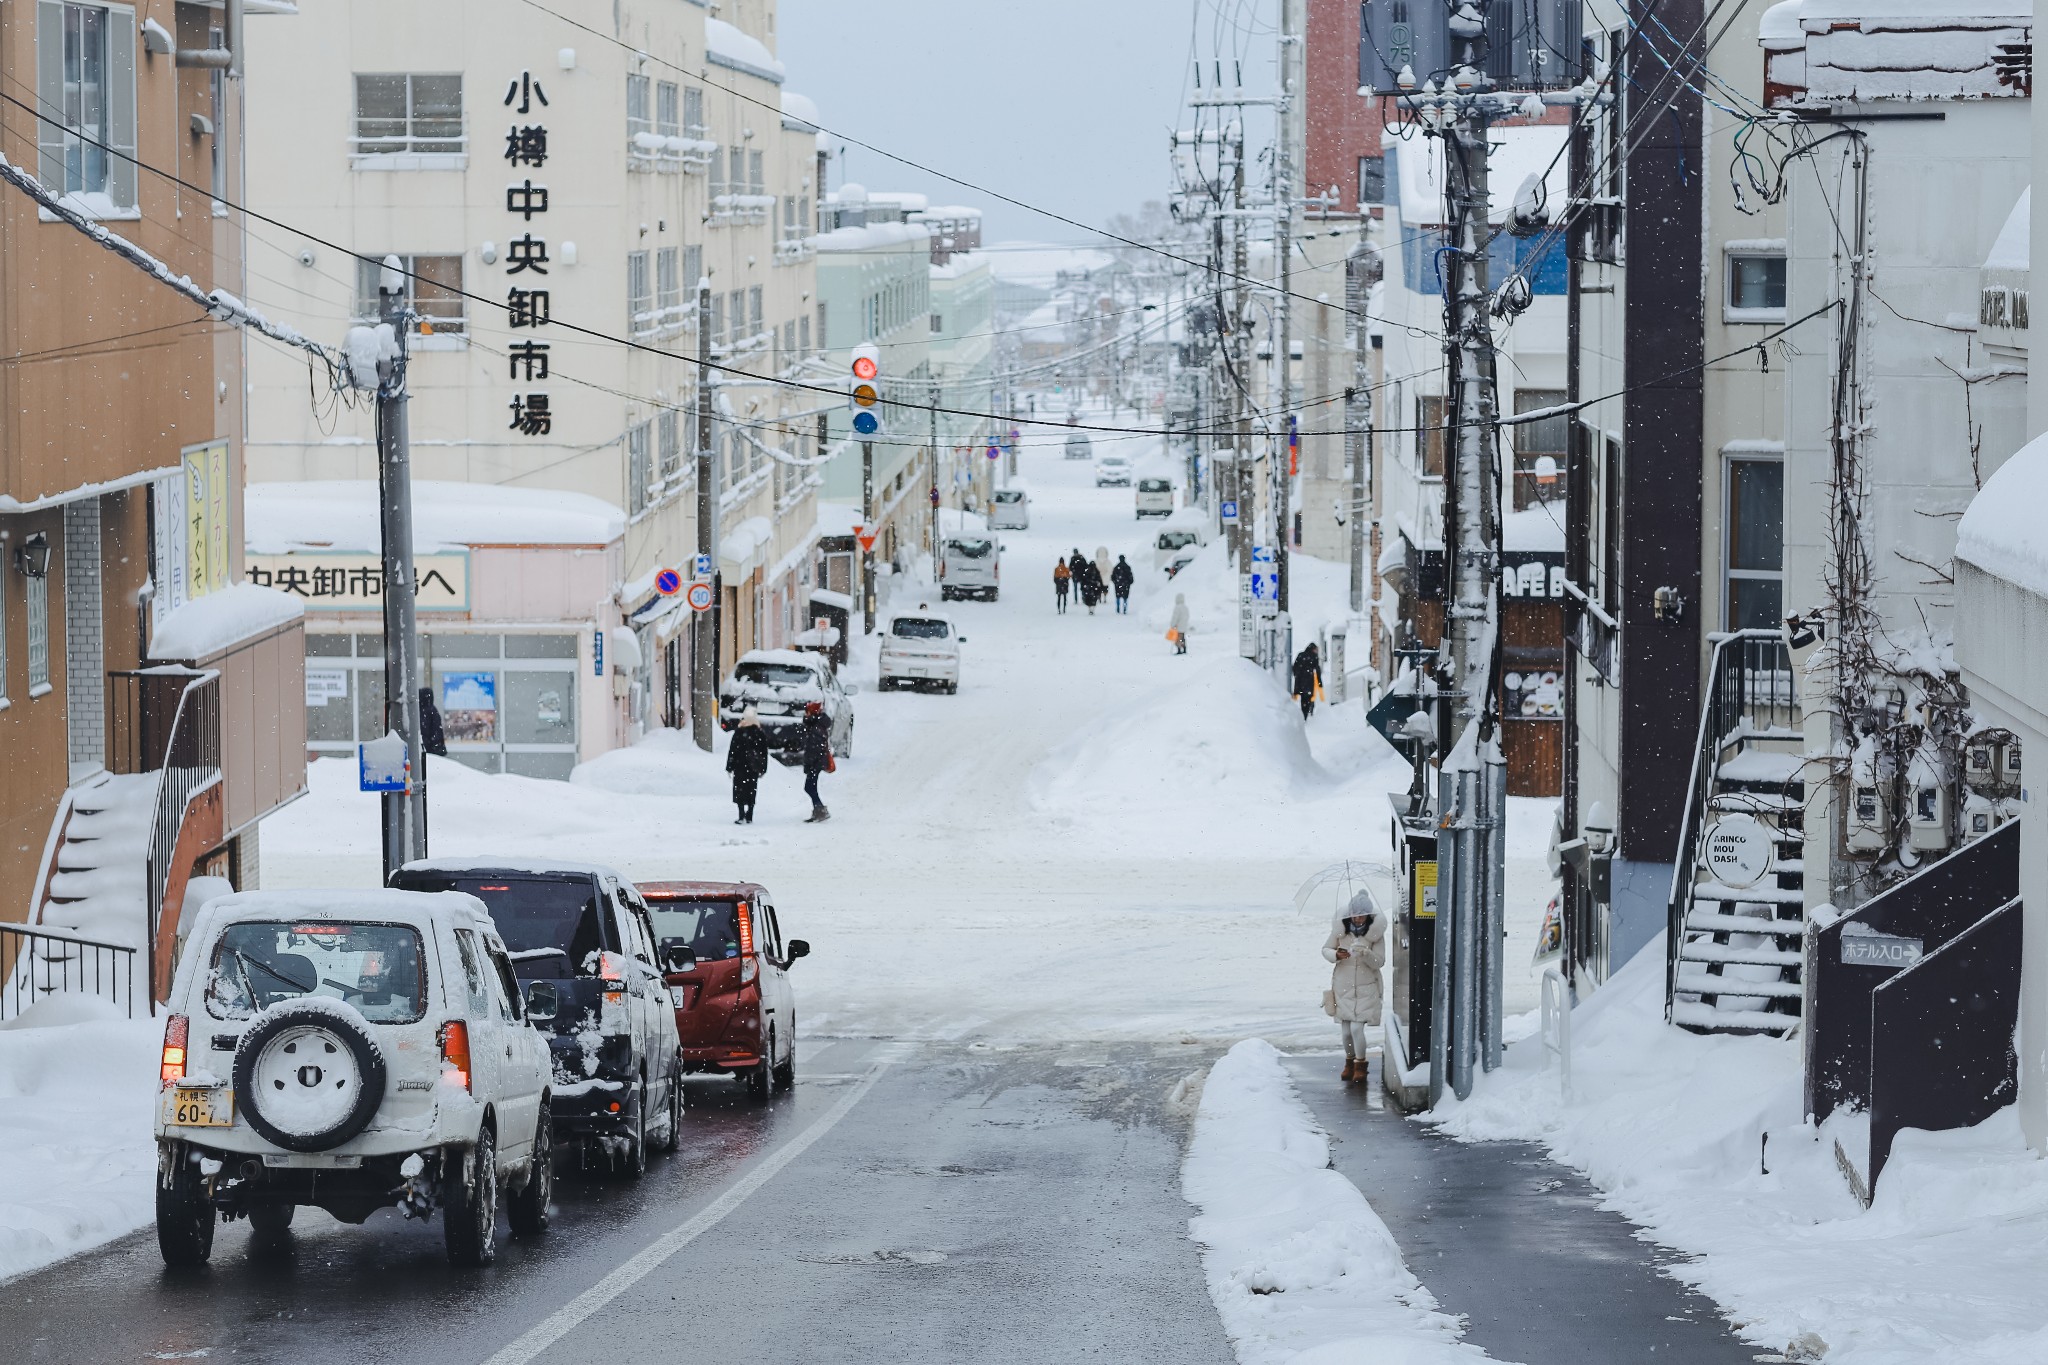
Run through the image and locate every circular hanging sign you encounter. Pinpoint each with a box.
[654,568,683,597]
[1704,813,1774,889]
[686,582,715,612]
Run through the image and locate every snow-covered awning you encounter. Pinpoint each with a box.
[148,583,304,661]
[1958,431,2048,596]
[247,480,624,554]
[706,17,785,83]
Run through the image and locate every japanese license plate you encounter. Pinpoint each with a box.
[172,1087,232,1128]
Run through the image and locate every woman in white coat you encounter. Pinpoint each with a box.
[1168,593,1190,655]
[1322,890,1387,1083]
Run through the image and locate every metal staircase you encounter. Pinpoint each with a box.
[1667,631,1807,1035]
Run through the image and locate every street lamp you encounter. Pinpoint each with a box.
[14,531,51,578]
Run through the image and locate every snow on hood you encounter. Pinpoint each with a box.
[148,582,304,660]
[1959,430,2048,596]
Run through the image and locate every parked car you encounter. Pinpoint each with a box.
[1095,454,1132,487]
[154,888,554,1268]
[1153,514,1211,572]
[1136,477,1175,518]
[989,487,1031,529]
[939,535,1000,602]
[879,610,963,693]
[389,858,684,1180]
[638,880,809,1100]
[1065,433,1093,461]
[719,648,855,759]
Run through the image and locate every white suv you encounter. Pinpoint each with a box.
[154,888,555,1268]
[879,610,963,693]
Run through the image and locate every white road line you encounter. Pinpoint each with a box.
[481,1061,891,1365]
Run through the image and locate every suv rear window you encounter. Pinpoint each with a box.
[206,922,426,1023]
[947,539,993,559]
[892,618,950,640]
[401,875,611,978]
[736,661,817,686]
[1139,478,1171,492]
[993,490,1023,504]
[646,899,743,961]
[1159,530,1198,550]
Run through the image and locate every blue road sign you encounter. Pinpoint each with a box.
[987,445,1001,460]
[655,568,683,596]
[693,553,713,579]
[1219,499,1239,524]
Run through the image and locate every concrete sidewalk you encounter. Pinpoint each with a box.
[1285,1054,1762,1365]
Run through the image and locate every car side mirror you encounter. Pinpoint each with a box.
[786,939,811,963]
[955,636,967,643]
[661,943,698,974]
[523,980,561,1023]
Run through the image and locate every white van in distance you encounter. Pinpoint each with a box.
[939,535,1000,602]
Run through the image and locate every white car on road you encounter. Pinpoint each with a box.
[1095,454,1132,487]
[154,888,555,1268]
[879,610,964,693]
[989,487,1030,529]
[939,535,1000,602]
[1136,477,1175,518]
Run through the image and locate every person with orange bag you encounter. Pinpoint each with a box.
[1053,557,1071,614]
[1166,593,1190,655]
[1291,641,1323,719]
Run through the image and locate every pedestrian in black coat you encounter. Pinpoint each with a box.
[1291,643,1323,720]
[1068,549,1089,591]
[1110,556,1135,614]
[800,701,834,822]
[726,707,770,824]
[1079,561,1104,614]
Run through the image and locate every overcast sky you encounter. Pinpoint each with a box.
[778,0,1234,244]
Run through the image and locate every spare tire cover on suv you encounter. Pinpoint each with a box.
[233,1004,388,1152]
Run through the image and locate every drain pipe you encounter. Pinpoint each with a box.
[175,0,243,73]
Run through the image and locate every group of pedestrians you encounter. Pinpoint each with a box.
[726,701,836,825]
[1053,546,1133,617]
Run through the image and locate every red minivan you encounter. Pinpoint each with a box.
[637,881,807,1101]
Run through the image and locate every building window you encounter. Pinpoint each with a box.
[1726,249,1787,321]
[354,254,465,333]
[1512,389,1567,511]
[710,292,725,348]
[627,423,652,517]
[656,81,679,139]
[799,314,811,355]
[36,2,138,210]
[682,86,705,138]
[748,150,764,195]
[1726,457,1784,630]
[1358,155,1385,207]
[748,286,763,337]
[353,73,463,155]
[658,410,681,482]
[626,73,651,151]
[656,247,680,329]
[627,250,653,337]
[931,313,943,334]
[26,566,51,695]
[728,147,744,193]
[1417,395,1447,479]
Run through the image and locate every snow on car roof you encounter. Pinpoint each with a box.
[399,855,623,880]
[736,649,825,671]
[196,887,484,924]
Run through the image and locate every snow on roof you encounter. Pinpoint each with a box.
[1985,188,2029,272]
[814,221,932,253]
[930,251,991,281]
[705,17,784,83]
[916,206,983,220]
[1795,0,2031,26]
[149,583,304,660]
[736,648,826,671]
[198,887,473,924]
[1390,123,1568,227]
[400,855,625,879]
[719,514,774,567]
[986,241,1117,287]
[1959,430,2048,595]
[781,90,821,132]
[247,480,624,554]
[867,191,929,214]
[1503,505,1566,553]
[816,501,863,538]
[1758,0,1803,45]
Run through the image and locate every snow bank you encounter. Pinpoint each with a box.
[1184,1040,1502,1365]
[571,727,731,799]
[0,1013,162,1283]
[1429,940,2048,1362]
[148,583,304,660]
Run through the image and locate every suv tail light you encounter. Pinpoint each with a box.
[440,1020,473,1091]
[160,1015,189,1088]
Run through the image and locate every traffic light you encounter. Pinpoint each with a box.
[850,343,883,437]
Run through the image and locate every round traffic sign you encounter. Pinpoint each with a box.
[987,445,1001,460]
[654,568,683,596]
[686,582,715,612]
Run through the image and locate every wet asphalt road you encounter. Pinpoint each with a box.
[3,1040,1232,1365]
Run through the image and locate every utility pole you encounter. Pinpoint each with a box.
[1231,121,1251,576]
[1274,0,1298,614]
[929,383,941,570]
[862,438,875,635]
[1346,243,1383,614]
[1406,6,1510,1106]
[375,257,426,879]
[692,276,716,751]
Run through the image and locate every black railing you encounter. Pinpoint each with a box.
[0,923,140,1021]
[1666,630,1797,1017]
[109,668,222,1003]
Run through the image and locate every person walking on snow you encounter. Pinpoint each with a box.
[1053,558,1071,614]
[1292,642,1323,720]
[799,700,834,822]
[1323,891,1386,1082]
[1110,555,1134,614]
[1168,593,1190,654]
[1068,549,1089,591]
[1079,560,1104,615]
[726,707,770,824]
[1093,546,1113,594]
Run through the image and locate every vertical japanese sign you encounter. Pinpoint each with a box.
[504,70,554,439]
[175,440,231,607]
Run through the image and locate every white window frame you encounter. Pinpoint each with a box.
[1723,450,1786,632]
[36,0,138,218]
[353,253,466,345]
[656,247,680,332]
[627,423,652,518]
[1724,242,1787,324]
[26,564,52,698]
[350,73,466,170]
[627,250,654,338]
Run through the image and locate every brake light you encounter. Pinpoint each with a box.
[600,951,625,982]
[160,1015,188,1087]
[440,1021,473,1092]
[736,905,754,958]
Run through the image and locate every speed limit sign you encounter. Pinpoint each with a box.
[686,582,715,612]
